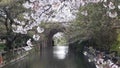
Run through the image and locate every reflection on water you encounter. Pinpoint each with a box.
[53,46,68,59]
[3,45,88,68]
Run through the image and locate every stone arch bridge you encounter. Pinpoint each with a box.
[39,22,70,47]
[37,22,83,48]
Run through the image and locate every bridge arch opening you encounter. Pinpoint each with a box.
[53,32,67,46]
[44,28,68,47]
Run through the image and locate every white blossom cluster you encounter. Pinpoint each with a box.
[103,1,118,18]
[53,32,64,38]
[12,0,86,41]
[12,18,44,41]
[22,0,83,22]
[13,0,120,42]
[81,0,120,18]
[81,0,119,18]
[81,10,88,16]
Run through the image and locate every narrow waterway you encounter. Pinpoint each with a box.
[3,46,90,68]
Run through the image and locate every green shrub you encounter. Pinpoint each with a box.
[111,34,120,56]
[0,43,6,50]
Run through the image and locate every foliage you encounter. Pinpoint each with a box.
[53,33,67,46]
[0,0,14,6]
[110,33,120,56]
[73,2,118,50]
[0,43,5,50]
[54,36,67,46]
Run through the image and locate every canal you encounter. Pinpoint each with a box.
[2,46,92,68]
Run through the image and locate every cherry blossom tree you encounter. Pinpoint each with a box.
[0,0,84,50]
[0,0,40,50]
[0,0,28,50]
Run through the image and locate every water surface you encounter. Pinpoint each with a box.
[3,46,89,68]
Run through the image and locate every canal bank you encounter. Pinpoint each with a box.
[0,45,40,68]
